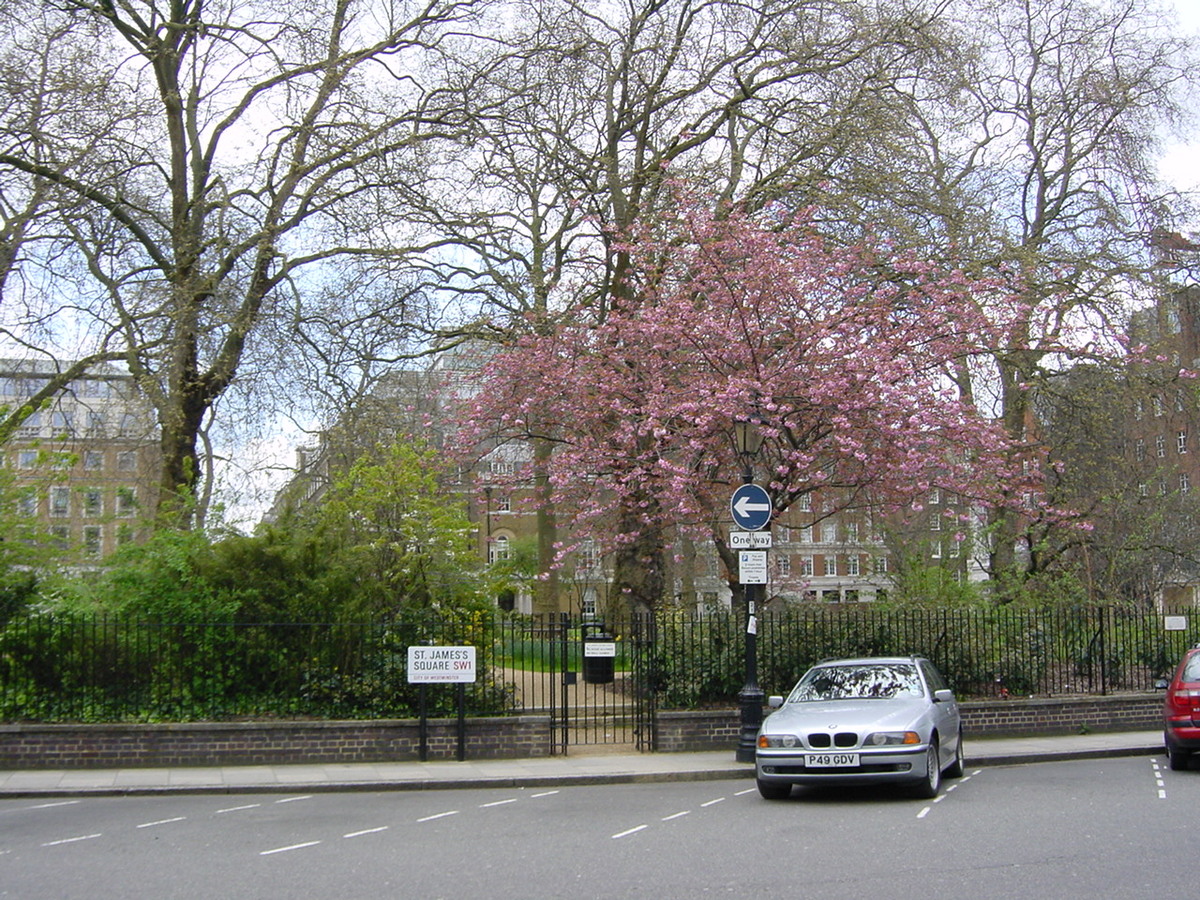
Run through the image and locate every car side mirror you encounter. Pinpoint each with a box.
[768,695,784,709]
[933,689,955,703]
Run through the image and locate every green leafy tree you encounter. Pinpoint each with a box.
[309,441,493,617]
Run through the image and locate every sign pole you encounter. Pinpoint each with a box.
[418,683,428,762]
[457,683,467,761]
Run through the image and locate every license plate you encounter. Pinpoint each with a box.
[805,752,859,768]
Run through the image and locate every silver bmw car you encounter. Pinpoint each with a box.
[755,656,964,800]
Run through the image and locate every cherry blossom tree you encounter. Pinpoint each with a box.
[460,199,1036,610]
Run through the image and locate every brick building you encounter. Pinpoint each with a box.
[0,359,159,563]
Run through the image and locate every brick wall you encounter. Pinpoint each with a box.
[959,694,1162,736]
[0,694,1165,769]
[0,716,553,769]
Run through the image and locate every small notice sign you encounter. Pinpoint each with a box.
[739,550,768,585]
[407,646,477,683]
[730,531,772,549]
[1165,616,1188,632]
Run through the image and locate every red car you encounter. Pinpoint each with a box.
[1163,646,1200,770]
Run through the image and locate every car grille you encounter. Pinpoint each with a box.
[807,732,859,748]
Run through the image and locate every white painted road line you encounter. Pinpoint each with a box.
[612,825,648,839]
[417,810,459,823]
[662,811,690,821]
[25,801,81,810]
[480,798,518,808]
[137,817,186,829]
[216,804,262,814]
[42,834,102,847]
[260,841,321,856]
[344,827,389,838]
[274,796,312,804]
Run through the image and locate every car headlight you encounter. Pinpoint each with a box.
[758,734,801,749]
[863,731,921,746]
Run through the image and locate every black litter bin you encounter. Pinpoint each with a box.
[581,625,615,685]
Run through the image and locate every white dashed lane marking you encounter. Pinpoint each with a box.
[260,841,321,856]
[42,834,102,847]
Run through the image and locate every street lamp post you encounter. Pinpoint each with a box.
[733,418,766,763]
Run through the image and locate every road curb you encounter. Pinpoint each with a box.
[0,745,1165,799]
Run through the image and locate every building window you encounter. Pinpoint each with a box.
[1156,435,1166,458]
[117,524,135,546]
[931,540,943,559]
[845,522,859,542]
[950,536,962,558]
[489,459,515,476]
[1179,431,1188,454]
[51,525,70,549]
[83,450,104,471]
[18,450,38,468]
[489,533,510,564]
[83,525,102,557]
[776,555,791,577]
[577,539,599,571]
[116,487,137,517]
[822,522,838,543]
[117,413,141,438]
[847,555,860,576]
[799,556,814,577]
[581,587,597,618]
[1153,395,1164,416]
[50,410,75,436]
[494,495,511,513]
[929,488,940,505]
[1135,439,1145,461]
[824,556,837,576]
[17,491,37,517]
[776,524,790,543]
[117,451,137,472]
[799,525,813,543]
[874,556,889,575]
[798,494,812,512]
[87,411,107,437]
[83,489,102,517]
[1182,473,1191,493]
[16,411,40,438]
[930,514,941,531]
[50,486,70,518]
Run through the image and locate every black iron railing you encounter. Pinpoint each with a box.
[0,606,1192,723]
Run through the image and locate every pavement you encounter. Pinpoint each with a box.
[0,730,1165,798]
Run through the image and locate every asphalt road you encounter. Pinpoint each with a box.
[0,756,1191,899]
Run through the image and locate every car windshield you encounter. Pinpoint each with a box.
[788,663,923,702]
[1181,653,1200,683]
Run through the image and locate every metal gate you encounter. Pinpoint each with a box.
[546,613,658,754]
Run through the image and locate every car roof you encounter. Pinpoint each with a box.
[812,656,925,667]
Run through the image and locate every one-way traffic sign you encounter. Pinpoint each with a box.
[730,483,771,531]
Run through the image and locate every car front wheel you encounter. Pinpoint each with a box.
[911,740,942,799]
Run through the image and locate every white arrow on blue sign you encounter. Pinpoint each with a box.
[730,483,772,531]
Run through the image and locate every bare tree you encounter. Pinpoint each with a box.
[879,0,1197,590]
[0,0,488,525]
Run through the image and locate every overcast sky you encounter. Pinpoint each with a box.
[1160,0,1200,196]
